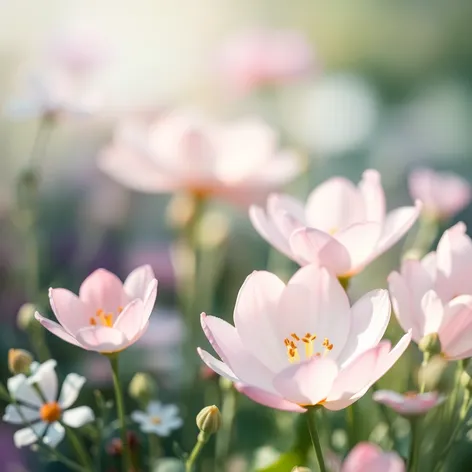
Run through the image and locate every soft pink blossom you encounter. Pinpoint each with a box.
[409,168,471,219]
[35,265,157,353]
[217,30,313,94]
[251,170,421,277]
[99,110,300,206]
[198,265,411,412]
[388,222,472,359]
[373,390,445,416]
[330,442,405,472]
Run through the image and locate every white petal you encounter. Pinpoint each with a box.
[29,360,58,403]
[3,404,40,424]
[62,406,95,428]
[131,411,149,424]
[7,375,42,407]
[14,422,47,448]
[421,290,444,335]
[58,373,86,409]
[124,265,156,300]
[197,348,239,383]
[43,422,65,447]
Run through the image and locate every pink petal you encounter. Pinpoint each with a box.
[273,357,338,406]
[254,151,302,186]
[267,193,305,236]
[440,295,472,359]
[342,443,405,472]
[236,384,306,412]
[197,348,239,382]
[79,268,129,314]
[338,289,391,365]
[141,279,158,328]
[123,265,156,300]
[75,326,128,353]
[372,390,445,416]
[35,313,82,347]
[48,288,89,335]
[359,170,386,223]
[420,290,444,335]
[113,299,145,342]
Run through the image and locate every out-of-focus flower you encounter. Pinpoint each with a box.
[330,442,405,472]
[8,349,33,375]
[198,265,411,412]
[35,265,157,353]
[128,372,158,405]
[373,390,445,417]
[389,222,472,360]
[217,30,313,94]
[3,360,94,448]
[131,401,182,436]
[107,431,139,456]
[98,110,300,206]
[251,170,421,278]
[408,168,471,220]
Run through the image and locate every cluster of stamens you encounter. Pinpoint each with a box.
[89,307,123,328]
[283,332,334,363]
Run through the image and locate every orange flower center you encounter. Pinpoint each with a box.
[404,391,418,398]
[89,307,123,328]
[283,332,334,363]
[150,416,161,425]
[40,402,62,423]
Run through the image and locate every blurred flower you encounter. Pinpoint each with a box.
[389,222,472,359]
[131,401,182,436]
[408,168,471,220]
[3,360,94,448]
[107,431,139,456]
[198,265,411,412]
[330,442,405,472]
[373,390,445,417]
[35,265,157,353]
[8,349,33,375]
[251,170,421,278]
[98,110,300,206]
[217,29,313,94]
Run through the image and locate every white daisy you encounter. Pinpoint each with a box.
[3,359,94,448]
[131,401,183,436]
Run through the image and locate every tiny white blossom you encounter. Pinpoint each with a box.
[131,401,182,437]
[2,359,94,448]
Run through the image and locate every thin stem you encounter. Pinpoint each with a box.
[215,379,237,471]
[108,354,132,472]
[306,408,326,472]
[346,404,356,449]
[148,433,162,467]
[186,432,209,472]
[419,352,430,394]
[64,424,94,471]
[408,418,420,472]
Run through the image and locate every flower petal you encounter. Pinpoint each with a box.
[62,406,95,428]
[236,384,306,412]
[197,348,239,383]
[34,313,82,347]
[43,422,65,447]
[123,264,156,300]
[75,326,128,353]
[48,288,89,334]
[3,404,40,424]
[29,359,58,403]
[421,290,444,335]
[440,295,472,359]
[14,422,47,448]
[359,170,386,223]
[7,375,42,407]
[58,373,86,409]
[113,299,145,342]
[273,357,339,406]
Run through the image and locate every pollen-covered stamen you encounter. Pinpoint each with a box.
[284,338,300,363]
[322,338,334,356]
[150,416,161,424]
[90,307,122,327]
[284,332,334,362]
[40,402,62,423]
[301,332,317,358]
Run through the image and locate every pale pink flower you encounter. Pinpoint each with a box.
[388,222,472,359]
[35,265,157,353]
[99,110,300,206]
[409,168,471,219]
[217,29,313,94]
[198,265,411,412]
[330,442,405,472]
[250,170,421,277]
[373,390,445,416]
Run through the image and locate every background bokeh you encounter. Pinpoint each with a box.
[1,1,472,471]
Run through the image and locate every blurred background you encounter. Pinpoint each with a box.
[1,0,472,470]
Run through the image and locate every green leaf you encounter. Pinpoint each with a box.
[257,450,307,472]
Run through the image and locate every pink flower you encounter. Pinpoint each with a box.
[409,168,471,219]
[331,442,405,472]
[388,222,472,359]
[217,29,314,94]
[373,390,445,416]
[35,265,157,353]
[99,110,300,206]
[251,170,421,277]
[198,265,411,412]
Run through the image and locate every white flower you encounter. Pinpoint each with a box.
[2,360,94,448]
[131,401,183,436]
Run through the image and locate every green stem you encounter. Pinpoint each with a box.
[408,419,420,472]
[64,424,94,470]
[402,214,439,261]
[148,433,162,467]
[419,352,431,394]
[186,431,210,472]
[108,354,132,472]
[346,404,356,449]
[306,407,326,472]
[215,379,237,471]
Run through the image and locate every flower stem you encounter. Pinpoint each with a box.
[64,424,93,470]
[108,354,132,472]
[186,431,210,472]
[306,407,326,472]
[408,418,420,472]
[215,378,237,471]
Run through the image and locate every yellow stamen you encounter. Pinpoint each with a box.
[283,332,334,363]
[40,402,62,423]
[150,416,161,424]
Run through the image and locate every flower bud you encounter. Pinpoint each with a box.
[16,303,37,331]
[460,371,472,391]
[418,332,442,357]
[196,405,221,435]
[128,372,158,406]
[291,468,311,472]
[8,349,33,375]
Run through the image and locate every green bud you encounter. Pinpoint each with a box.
[418,332,442,357]
[128,372,158,406]
[8,349,33,375]
[460,371,472,391]
[291,468,312,472]
[17,303,37,331]
[196,405,221,435]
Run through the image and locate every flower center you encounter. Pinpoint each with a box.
[150,416,161,424]
[404,391,418,399]
[40,402,62,423]
[283,332,333,363]
[89,307,123,328]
